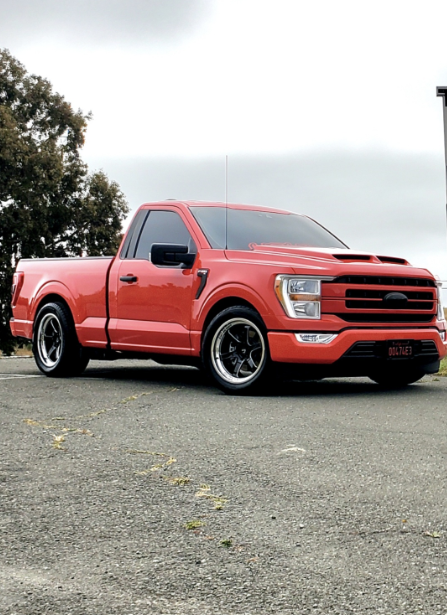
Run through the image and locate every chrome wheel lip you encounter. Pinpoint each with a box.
[37,313,63,368]
[210,317,265,385]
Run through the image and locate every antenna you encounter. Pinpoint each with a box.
[225,154,228,205]
[225,155,228,250]
[436,87,447,246]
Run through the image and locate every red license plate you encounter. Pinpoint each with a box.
[386,340,414,359]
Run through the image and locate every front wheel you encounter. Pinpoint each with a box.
[202,306,271,394]
[33,302,89,377]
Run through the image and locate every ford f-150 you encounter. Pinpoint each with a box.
[10,201,447,393]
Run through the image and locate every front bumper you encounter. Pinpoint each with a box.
[268,327,446,366]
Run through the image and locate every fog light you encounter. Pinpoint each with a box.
[295,333,338,344]
[292,301,321,319]
[439,330,446,342]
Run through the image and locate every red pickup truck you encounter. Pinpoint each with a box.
[10,201,447,393]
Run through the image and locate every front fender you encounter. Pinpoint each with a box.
[194,282,273,330]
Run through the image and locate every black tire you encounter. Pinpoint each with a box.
[202,306,271,394]
[33,302,89,377]
[369,366,426,388]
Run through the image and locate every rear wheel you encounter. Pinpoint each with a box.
[369,366,426,388]
[33,302,89,377]
[202,306,271,394]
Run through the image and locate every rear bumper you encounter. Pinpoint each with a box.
[10,318,33,341]
[268,327,447,365]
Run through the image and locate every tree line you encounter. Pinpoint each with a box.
[0,49,128,354]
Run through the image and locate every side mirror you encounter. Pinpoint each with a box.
[151,243,196,268]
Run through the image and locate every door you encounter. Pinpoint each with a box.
[109,209,198,354]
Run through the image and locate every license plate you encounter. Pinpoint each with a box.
[386,340,414,359]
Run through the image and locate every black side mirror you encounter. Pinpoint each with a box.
[151,244,196,268]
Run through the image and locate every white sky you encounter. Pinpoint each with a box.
[1,0,447,287]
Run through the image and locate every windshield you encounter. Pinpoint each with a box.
[190,206,347,250]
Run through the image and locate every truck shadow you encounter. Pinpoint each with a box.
[81,361,438,398]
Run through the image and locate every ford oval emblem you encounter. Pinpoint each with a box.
[383,291,408,307]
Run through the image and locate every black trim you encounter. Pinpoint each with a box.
[343,339,438,360]
[19,257,114,262]
[345,300,434,310]
[334,254,371,261]
[331,275,436,287]
[345,289,434,300]
[195,269,209,299]
[104,258,115,351]
[269,326,441,333]
[335,313,435,323]
[120,210,149,259]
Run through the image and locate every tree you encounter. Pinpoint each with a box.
[0,49,129,354]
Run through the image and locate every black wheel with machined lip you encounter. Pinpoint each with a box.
[33,302,89,377]
[202,306,271,394]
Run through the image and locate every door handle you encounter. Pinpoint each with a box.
[120,275,138,283]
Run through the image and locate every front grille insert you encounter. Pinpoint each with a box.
[346,289,434,300]
[345,300,434,311]
[333,276,436,287]
[324,276,437,323]
[335,313,435,323]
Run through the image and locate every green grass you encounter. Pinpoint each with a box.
[438,358,447,377]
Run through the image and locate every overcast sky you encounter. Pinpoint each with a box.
[1,0,447,284]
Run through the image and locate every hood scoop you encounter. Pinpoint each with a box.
[377,255,408,265]
[333,253,409,265]
[333,254,372,262]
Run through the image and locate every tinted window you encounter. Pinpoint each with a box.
[190,206,347,250]
[135,210,196,260]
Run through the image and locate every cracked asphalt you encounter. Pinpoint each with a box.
[0,357,446,615]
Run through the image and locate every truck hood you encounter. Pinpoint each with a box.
[224,245,435,279]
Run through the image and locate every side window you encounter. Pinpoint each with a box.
[120,210,149,259]
[134,211,197,261]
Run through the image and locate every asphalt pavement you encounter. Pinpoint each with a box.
[1,357,446,615]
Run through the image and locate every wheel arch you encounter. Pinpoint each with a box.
[201,296,263,346]
[33,293,76,338]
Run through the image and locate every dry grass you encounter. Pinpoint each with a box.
[0,344,33,357]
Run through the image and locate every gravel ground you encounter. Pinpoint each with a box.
[0,357,446,615]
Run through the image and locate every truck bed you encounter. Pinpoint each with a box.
[11,256,114,347]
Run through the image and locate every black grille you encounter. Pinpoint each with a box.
[333,276,436,287]
[345,342,377,357]
[345,300,434,311]
[419,340,439,355]
[346,289,434,300]
[336,313,435,323]
[344,340,438,359]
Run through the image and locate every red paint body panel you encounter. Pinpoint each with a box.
[9,200,447,369]
[11,257,112,347]
[268,329,445,363]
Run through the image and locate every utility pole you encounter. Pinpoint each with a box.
[437,87,447,232]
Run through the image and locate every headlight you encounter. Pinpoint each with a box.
[436,279,445,321]
[275,275,323,319]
